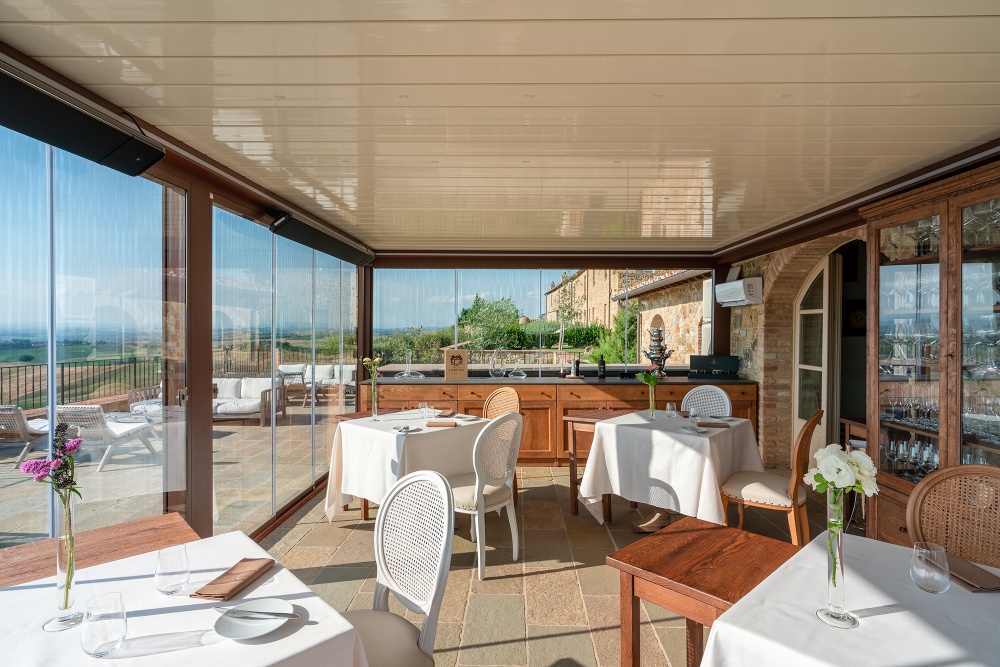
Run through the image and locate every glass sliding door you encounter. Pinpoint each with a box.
[211,207,273,534]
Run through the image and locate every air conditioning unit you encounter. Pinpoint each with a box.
[715,277,763,307]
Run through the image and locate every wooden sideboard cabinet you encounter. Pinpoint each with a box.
[362,379,758,466]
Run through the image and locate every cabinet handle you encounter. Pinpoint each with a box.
[443,392,454,398]
[899,526,908,534]
[471,392,480,397]
[570,392,580,398]
[540,392,551,399]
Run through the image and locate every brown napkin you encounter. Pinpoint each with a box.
[436,409,456,418]
[190,557,275,601]
[698,422,731,428]
[427,420,457,428]
[947,552,1000,592]
[678,411,690,418]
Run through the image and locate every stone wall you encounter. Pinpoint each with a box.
[545,269,620,327]
[729,227,866,467]
[636,278,707,365]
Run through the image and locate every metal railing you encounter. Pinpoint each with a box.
[0,358,161,410]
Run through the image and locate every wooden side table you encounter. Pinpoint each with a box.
[606,517,799,667]
[564,408,635,521]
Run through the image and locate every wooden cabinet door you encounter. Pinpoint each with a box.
[458,400,485,418]
[518,400,557,461]
[557,400,606,461]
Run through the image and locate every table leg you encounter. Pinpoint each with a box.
[685,619,704,667]
[620,571,640,667]
[603,494,613,523]
[362,499,370,521]
[568,424,579,515]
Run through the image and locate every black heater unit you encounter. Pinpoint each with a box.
[0,65,164,176]
[268,209,375,266]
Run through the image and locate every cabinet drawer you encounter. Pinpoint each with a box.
[874,488,911,547]
[460,384,557,402]
[376,385,458,402]
[558,385,619,402]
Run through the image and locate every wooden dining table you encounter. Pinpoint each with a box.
[606,516,800,667]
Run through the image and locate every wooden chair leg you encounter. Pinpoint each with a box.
[787,509,801,546]
[797,502,810,543]
[736,501,745,530]
[362,498,370,521]
[629,501,638,509]
[721,494,730,526]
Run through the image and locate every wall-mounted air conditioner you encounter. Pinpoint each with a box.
[715,277,763,307]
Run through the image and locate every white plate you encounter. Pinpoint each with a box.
[680,426,709,434]
[393,425,421,433]
[455,414,479,421]
[710,416,735,422]
[214,598,293,640]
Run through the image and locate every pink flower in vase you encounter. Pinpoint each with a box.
[64,438,82,454]
[20,458,52,482]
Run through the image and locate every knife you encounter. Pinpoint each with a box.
[228,610,300,620]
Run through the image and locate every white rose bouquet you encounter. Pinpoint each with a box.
[804,445,878,589]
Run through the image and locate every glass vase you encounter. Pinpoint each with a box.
[648,385,656,420]
[816,488,858,628]
[43,491,83,631]
[371,384,380,420]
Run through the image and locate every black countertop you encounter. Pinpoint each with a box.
[364,375,754,386]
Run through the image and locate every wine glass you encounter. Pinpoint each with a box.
[688,407,701,426]
[80,593,127,658]
[665,402,678,418]
[154,545,189,595]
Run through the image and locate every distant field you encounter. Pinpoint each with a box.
[0,345,148,363]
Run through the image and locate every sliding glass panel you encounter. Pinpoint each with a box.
[275,237,313,508]
[0,127,49,547]
[212,208,273,534]
[53,149,172,532]
[373,268,456,373]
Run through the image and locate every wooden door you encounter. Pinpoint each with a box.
[519,400,557,461]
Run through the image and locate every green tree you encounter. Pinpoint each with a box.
[458,296,523,352]
[589,308,637,363]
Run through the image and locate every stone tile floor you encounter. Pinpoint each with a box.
[262,466,856,667]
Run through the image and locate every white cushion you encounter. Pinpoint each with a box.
[334,366,357,383]
[720,471,806,507]
[342,609,432,667]
[278,364,306,379]
[106,422,150,439]
[447,472,512,511]
[213,378,242,399]
[309,364,335,382]
[213,398,261,415]
[240,378,273,399]
[130,399,163,415]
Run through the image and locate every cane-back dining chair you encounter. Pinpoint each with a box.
[482,387,522,504]
[720,409,823,546]
[343,470,454,667]
[906,464,1000,568]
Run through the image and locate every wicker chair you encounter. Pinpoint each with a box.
[906,465,1000,568]
[446,412,523,580]
[720,409,823,546]
[681,385,732,417]
[343,470,454,667]
[483,387,520,419]
[483,387,522,505]
[56,405,157,472]
[0,405,48,468]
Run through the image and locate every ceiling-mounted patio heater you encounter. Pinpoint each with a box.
[267,209,375,266]
[0,63,164,176]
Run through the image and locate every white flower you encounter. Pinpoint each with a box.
[818,453,857,489]
[848,449,876,477]
[857,472,879,496]
[803,466,823,490]
[814,444,844,463]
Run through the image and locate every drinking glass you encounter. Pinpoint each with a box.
[688,407,701,426]
[80,592,127,658]
[154,545,189,595]
[417,401,428,418]
[910,543,951,594]
[665,402,678,418]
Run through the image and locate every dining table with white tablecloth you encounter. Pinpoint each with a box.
[324,409,487,519]
[0,530,367,667]
[701,533,1000,667]
[577,410,764,524]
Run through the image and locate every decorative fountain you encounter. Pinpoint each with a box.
[643,326,674,376]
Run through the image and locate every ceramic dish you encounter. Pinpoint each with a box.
[680,426,709,434]
[214,598,294,640]
[455,414,479,421]
[710,416,735,422]
[392,425,421,433]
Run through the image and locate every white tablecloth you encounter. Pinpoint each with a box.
[325,409,487,519]
[577,410,764,524]
[702,534,1000,667]
[0,531,367,667]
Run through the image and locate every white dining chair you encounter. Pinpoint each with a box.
[343,470,454,667]
[446,412,523,581]
[681,385,732,417]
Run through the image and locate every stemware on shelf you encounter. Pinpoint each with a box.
[394,349,425,379]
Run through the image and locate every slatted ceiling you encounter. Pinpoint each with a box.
[1,2,998,255]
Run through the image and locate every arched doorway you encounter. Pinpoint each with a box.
[792,258,832,458]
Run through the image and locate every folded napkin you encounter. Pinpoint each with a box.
[436,409,456,418]
[426,420,457,428]
[678,411,690,418]
[947,552,1000,592]
[190,557,275,601]
[698,422,731,428]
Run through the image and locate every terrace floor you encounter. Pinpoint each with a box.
[262,467,853,667]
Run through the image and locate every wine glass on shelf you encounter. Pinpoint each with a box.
[895,440,911,478]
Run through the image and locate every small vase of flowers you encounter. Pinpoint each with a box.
[636,365,659,420]
[20,423,84,631]
[804,444,878,629]
[362,355,383,419]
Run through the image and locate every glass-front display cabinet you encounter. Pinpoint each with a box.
[862,161,1000,546]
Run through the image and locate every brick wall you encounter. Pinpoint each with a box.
[730,227,866,467]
